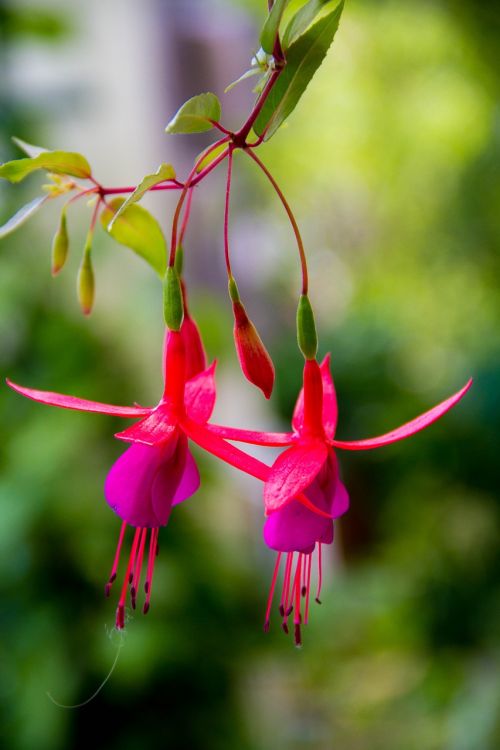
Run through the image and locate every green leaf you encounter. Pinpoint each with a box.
[0,195,48,239]
[254,0,344,140]
[282,0,333,49]
[12,136,48,158]
[165,93,221,134]
[260,0,291,54]
[100,197,167,277]
[0,150,92,182]
[225,67,262,93]
[108,163,176,228]
[195,142,229,173]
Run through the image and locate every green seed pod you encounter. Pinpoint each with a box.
[163,265,184,331]
[296,294,318,360]
[51,208,69,276]
[77,237,94,316]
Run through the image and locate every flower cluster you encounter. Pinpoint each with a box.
[7,318,471,643]
[1,0,472,645]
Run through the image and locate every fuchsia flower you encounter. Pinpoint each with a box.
[209,356,472,644]
[6,329,222,627]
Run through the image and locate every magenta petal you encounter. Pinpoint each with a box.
[105,439,178,527]
[332,378,473,451]
[263,499,331,553]
[264,441,328,513]
[115,405,176,445]
[292,355,338,438]
[6,379,151,417]
[151,434,199,519]
[331,479,350,518]
[184,362,217,423]
[172,444,200,506]
[263,448,347,553]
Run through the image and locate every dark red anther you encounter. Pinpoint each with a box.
[294,623,302,647]
[116,604,125,630]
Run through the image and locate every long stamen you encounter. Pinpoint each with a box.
[130,528,147,609]
[143,528,159,615]
[316,542,323,604]
[293,554,303,647]
[115,528,141,629]
[281,552,294,633]
[264,552,282,632]
[304,553,312,625]
[105,521,127,597]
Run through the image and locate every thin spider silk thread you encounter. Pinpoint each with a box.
[46,627,126,709]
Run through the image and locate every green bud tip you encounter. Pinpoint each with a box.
[228,275,240,303]
[77,244,94,316]
[174,244,184,276]
[296,294,318,360]
[51,208,69,276]
[163,265,184,331]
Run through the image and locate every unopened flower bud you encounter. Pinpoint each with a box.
[163,265,184,331]
[296,294,318,360]
[232,298,275,399]
[77,236,94,316]
[51,208,69,276]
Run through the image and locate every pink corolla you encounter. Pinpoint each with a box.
[7,328,219,627]
[209,356,472,644]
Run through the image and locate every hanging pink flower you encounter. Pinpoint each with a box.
[208,355,472,643]
[7,330,218,626]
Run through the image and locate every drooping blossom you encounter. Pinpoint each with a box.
[7,329,218,626]
[208,356,472,643]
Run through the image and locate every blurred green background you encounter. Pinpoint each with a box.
[1,1,499,748]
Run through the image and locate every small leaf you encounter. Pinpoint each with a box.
[100,197,167,277]
[224,67,262,93]
[0,195,48,239]
[51,207,69,275]
[109,163,176,227]
[165,93,221,134]
[260,0,291,54]
[282,0,332,49]
[195,141,229,173]
[163,266,184,331]
[254,0,344,140]
[12,136,48,158]
[0,150,92,183]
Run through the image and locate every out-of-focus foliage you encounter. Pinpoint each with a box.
[1,1,499,749]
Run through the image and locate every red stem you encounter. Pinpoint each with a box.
[169,137,230,267]
[179,186,194,245]
[234,69,281,144]
[223,147,234,277]
[245,149,308,295]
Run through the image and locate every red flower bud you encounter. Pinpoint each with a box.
[232,300,275,399]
